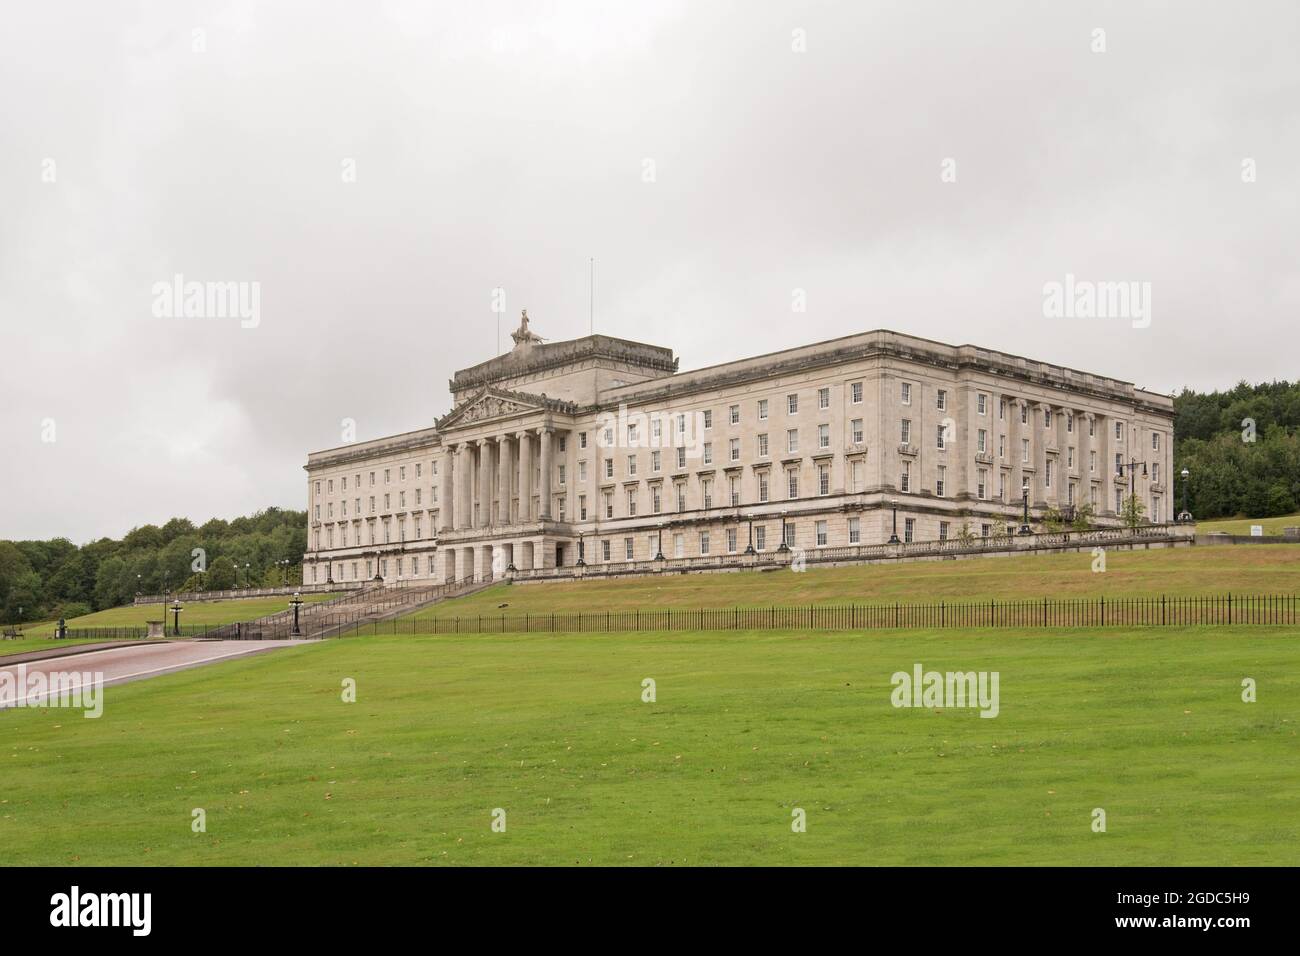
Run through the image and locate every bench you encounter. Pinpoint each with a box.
[2,627,23,640]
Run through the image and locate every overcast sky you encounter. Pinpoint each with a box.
[2,0,1296,542]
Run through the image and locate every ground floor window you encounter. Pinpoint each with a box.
[904,518,915,543]
[815,520,827,546]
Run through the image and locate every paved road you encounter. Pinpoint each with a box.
[0,640,310,709]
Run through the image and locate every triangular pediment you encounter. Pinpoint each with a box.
[436,387,549,431]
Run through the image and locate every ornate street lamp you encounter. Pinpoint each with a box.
[170,600,183,637]
[655,522,665,561]
[1019,479,1032,534]
[778,510,791,551]
[744,517,755,555]
[1177,466,1193,523]
[887,499,900,544]
[289,592,304,636]
[576,531,586,566]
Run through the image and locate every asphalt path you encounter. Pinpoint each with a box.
[0,640,310,709]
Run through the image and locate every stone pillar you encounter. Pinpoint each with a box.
[439,446,454,531]
[539,427,553,520]
[477,438,493,528]
[516,429,533,522]
[497,434,513,524]
[455,445,471,530]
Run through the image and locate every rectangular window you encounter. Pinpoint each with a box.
[699,530,710,555]
[1020,405,1028,425]
[702,442,712,465]
[602,539,611,561]
[783,523,796,547]
[904,517,915,543]
[852,459,863,492]
[1152,432,1160,451]
[726,528,738,553]
[787,429,799,453]
[939,521,949,542]
[702,409,712,430]
[851,418,863,444]
[900,460,911,492]
[851,381,863,404]
[758,398,768,420]
[730,404,740,424]
[755,526,767,551]
[1045,460,1053,488]
[730,438,740,461]
[848,517,860,543]
[936,424,946,450]
[625,538,634,561]
[978,468,988,500]
[818,387,830,409]
[977,393,987,415]
[1090,450,1096,473]
[1067,413,1074,433]
[579,495,587,521]
[818,465,830,496]
[818,423,830,448]
[676,447,686,469]
[627,490,637,516]
[815,520,828,546]
[978,429,987,453]
[651,450,661,473]
[758,472,769,502]
[787,469,799,499]
[652,486,662,513]
[758,433,769,457]
[729,476,739,506]
[901,419,911,444]
[936,389,947,411]
[787,393,799,415]
[901,382,911,405]
[1022,438,1029,463]
[936,465,946,497]
[702,480,712,509]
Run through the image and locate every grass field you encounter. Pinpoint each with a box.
[15,592,341,639]
[408,545,1300,621]
[1,625,1295,866]
[1198,513,1300,536]
[0,637,140,658]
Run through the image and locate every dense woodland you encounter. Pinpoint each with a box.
[0,508,306,623]
[1172,380,1300,521]
[1,383,1296,624]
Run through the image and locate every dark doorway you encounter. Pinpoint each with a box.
[555,544,565,567]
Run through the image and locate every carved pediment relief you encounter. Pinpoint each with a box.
[437,387,545,431]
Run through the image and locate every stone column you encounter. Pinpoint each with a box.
[477,438,493,527]
[497,434,513,524]
[539,426,553,520]
[456,444,471,530]
[439,446,454,531]
[516,429,533,522]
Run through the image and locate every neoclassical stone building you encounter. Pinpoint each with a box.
[302,315,1175,585]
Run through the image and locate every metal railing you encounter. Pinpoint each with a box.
[412,592,1298,634]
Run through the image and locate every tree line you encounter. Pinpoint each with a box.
[1173,380,1300,520]
[0,508,306,624]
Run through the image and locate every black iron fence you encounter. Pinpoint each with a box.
[409,592,1299,634]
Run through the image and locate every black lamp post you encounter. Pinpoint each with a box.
[655,522,665,561]
[1019,479,1032,535]
[170,600,182,637]
[1116,457,1150,522]
[289,592,303,636]
[778,511,791,551]
[1177,466,1193,523]
[887,499,900,544]
[576,531,586,566]
[744,517,755,555]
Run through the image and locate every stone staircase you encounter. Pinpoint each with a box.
[202,580,493,640]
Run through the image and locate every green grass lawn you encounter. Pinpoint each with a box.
[409,545,1300,622]
[16,592,341,639]
[1198,513,1300,536]
[1,626,1295,866]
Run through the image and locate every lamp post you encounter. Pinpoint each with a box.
[1019,479,1032,535]
[887,499,900,544]
[744,517,755,555]
[1177,466,1193,523]
[289,591,303,636]
[1116,457,1151,524]
[778,511,791,551]
[576,531,586,566]
[170,600,182,637]
[655,523,665,562]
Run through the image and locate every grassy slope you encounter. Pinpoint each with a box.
[409,545,1300,621]
[0,628,1294,866]
[16,592,341,639]
[1198,513,1300,535]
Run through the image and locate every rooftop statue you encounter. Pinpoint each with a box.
[510,309,546,347]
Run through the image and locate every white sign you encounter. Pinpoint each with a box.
[1250,525,1263,537]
